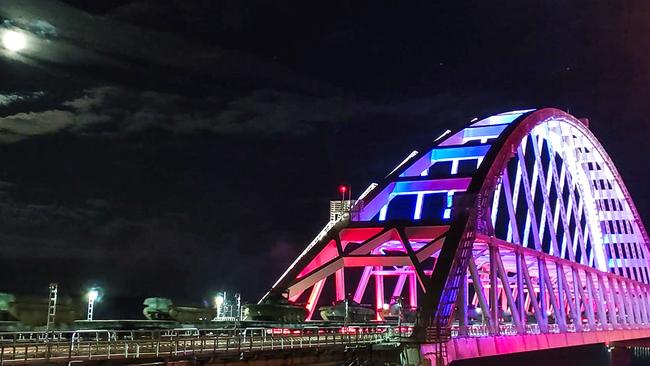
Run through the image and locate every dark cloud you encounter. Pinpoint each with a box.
[0,84,493,142]
[0,110,77,142]
[0,0,335,96]
[0,91,45,107]
[61,86,352,136]
[3,18,57,38]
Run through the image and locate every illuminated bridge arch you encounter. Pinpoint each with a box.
[267,108,650,342]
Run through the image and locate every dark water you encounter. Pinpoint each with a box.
[450,344,610,366]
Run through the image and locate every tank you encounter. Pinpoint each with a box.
[143,297,217,323]
[319,299,375,322]
[7,296,82,326]
[242,292,307,323]
[169,306,217,323]
[143,297,173,320]
[381,303,417,323]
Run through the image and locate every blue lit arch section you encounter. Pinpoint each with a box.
[358,110,525,224]
[351,109,649,280]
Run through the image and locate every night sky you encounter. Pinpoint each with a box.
[1,1,649,318]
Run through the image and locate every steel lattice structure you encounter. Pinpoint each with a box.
[265,108,650,345]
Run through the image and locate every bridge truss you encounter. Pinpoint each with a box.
[266,108,650,354]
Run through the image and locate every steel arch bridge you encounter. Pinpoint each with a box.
[265,108,650,363]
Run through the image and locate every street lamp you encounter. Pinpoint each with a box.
[475,306,484,324]
[234,293,242,320]
[214,293,225,318]
[338,185,350,216]
[86,288,100,321]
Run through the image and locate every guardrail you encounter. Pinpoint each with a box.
[448,322,617,338]
[0,325,408,365]
[2,322,626,363]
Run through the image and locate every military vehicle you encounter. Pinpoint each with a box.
[319,299,374,322]
[378,296,416,323]
[242,292,307,323]
[142,297,173,320]
[381,303,417,323]
[168,306,216,323]
[142,297,217,322]
[0,293,82,326]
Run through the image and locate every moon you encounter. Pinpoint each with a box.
[2,30,26,52]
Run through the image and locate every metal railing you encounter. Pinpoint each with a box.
[0,325,400,365]
[3,321,638,363]
[448,321,628,338]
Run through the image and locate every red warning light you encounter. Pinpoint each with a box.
[339,185,347,193]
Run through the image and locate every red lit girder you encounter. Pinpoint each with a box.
[286,224,449,311]
[288,255,415,297]
[297,240,338,278]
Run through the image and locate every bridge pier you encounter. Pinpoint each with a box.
[416,330,650,366]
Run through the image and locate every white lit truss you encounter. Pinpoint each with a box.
[265,108,650,342]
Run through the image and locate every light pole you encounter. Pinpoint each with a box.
[235,293,241,320]
[86,289,99,321]
[46,283,58,332]
[475,306,484,325]
[214,293,225,319]
[396,296,403,331]
[339,185,349,216]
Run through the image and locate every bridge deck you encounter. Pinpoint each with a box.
[428,327,650,364]
[0,326,397,365]
[3,324,650,365]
